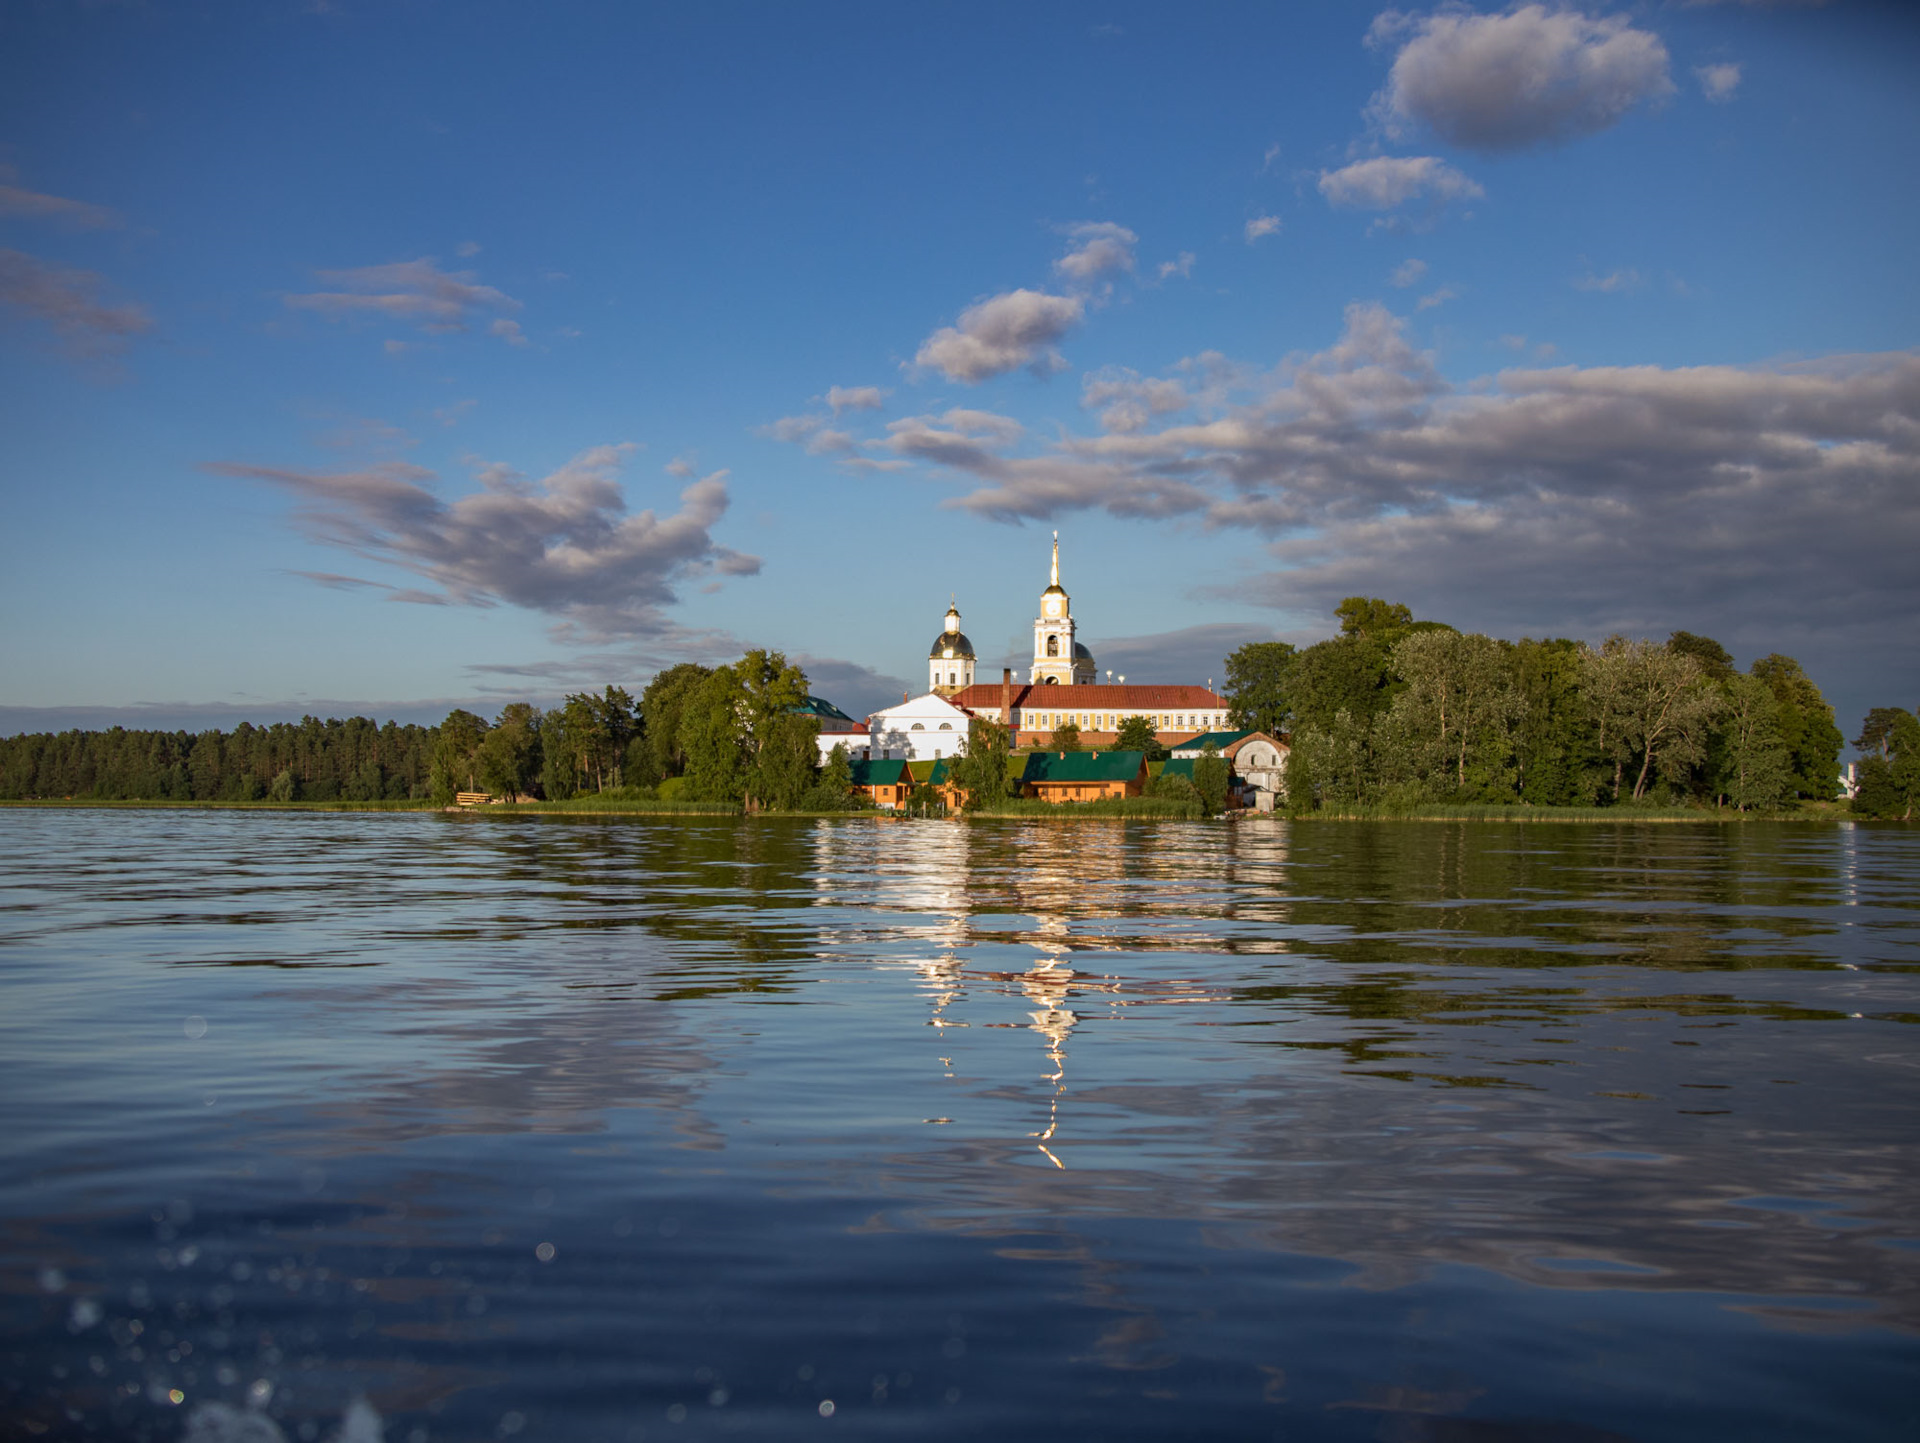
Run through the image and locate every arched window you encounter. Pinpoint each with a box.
[1044,676,1057,685]
[938,722,952,731]
[1047,635,1059,657]
[910,723,925,731]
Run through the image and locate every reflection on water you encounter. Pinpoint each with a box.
[2,812,1917,1440]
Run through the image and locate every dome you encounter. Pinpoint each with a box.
[930,630,976,660]
[1073,642,1093,660]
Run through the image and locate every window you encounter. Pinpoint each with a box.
[938,722,952,731]
[910,723,925,731]
[1046,635,1060,657]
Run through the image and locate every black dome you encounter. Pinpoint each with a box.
[1072,641,1093,660]
[930,630,977,660]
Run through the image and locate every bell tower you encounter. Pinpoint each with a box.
[1030,532,1092,685]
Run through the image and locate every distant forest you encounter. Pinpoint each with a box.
[1221,598,1914,818]
[3,600,1915,818]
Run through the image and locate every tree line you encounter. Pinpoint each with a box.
[0,651,874,811]
[1220,597,1904,814]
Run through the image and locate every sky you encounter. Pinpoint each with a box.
[2,0,1916,739]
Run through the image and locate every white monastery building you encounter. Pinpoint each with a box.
[860,533,1231,761]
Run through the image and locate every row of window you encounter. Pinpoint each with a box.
[1020,713,1221,732]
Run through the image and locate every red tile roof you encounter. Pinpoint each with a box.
[948,682,1225,713]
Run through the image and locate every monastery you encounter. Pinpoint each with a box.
[859,534,1231,762]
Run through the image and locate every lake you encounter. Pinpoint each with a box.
[2,811,1917,1441]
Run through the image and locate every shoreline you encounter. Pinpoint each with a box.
[0,798,1867,823]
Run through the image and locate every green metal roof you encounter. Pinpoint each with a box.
[907,759,954,785]
[1025,750,1147,784]
[1172,730,1251,754]
[1158,757,1196,781]
[790,696,857,723]
[848,757,910,787]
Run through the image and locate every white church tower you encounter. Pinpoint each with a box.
[928,600,976,696]
[1030,532,1096,686]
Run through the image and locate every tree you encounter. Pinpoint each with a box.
[1667,631,1737,682]
[948,717,1010,809]
[1512,638,1598,805]
[677,650,810,807]
[1378,630,1524,799]
[1114,714,1167,761]
[1853,710,1920,819]
[1223,641,1297,734]
[433,709,489,798]
[1335,597,1413,637]
[1749,655,1843,801]
[478,703,543,799]
[1580,639,1722,802]
[801,743,859,811]
[750,712,820,811]
[1046,720,1082,752]
[1192,743,1230,813]
[638,663,713,784]
[1855,707,1913,761]
[1717,674,1793,812]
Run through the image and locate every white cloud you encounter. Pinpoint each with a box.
[1390,258,1429,287]
[826,384,888,414]
[1081,368,1190,434]
[1245,215,1283,243]
[816,302,1920,699]
[1574,267,1643,292]
[1054,222,1138,282]
[913,288,1084,383]
[209,446,760,640]
[1696,62,1742,102]
[1157,251,1197,281]
[455,240,482,257]
[1318,155,1483,209]
[1415,286,1458,310]
[0,183,121,229]
[489,318,528,346]
[0,247,153,355]
[1369,4,1674,151]
[286,257,522,338]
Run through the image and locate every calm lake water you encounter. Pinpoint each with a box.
[2,812,1918,1441]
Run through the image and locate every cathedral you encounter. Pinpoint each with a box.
[870,532,1230,760]
[931,532,1096,697]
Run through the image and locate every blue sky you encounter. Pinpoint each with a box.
[2,0,1915,736]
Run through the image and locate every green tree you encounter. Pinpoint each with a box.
[1512,638,1598,805]
[1581,639,1722,802]
[478,703,543,799]
[1378,630,1524,799]
[1223,641,1297,734]
[1852,710,1920,819]
[801,742,859,811]
[1717,674,1793,812]
[677,650,810,807]
[1046,719,1082,752]
[433,709,489,797]
[948,717,1010,809]
[1113,714,1167,761]
[750,712,820,811]
[638,663,714,784]
[1667,631,1737,682]
[1335,597,1414,637]
[1750,654,1844,801]
[1192,743,1230,813]
[1855,707,1913,761]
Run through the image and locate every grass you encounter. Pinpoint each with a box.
[1279,801,1840,822]
[0,797,435,812]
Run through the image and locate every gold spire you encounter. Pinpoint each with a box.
[1050,530,1059,588]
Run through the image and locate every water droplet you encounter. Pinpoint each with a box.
[534,1242,555,1263]
[184,1016,207,1040]
[817,1400,835,1417]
